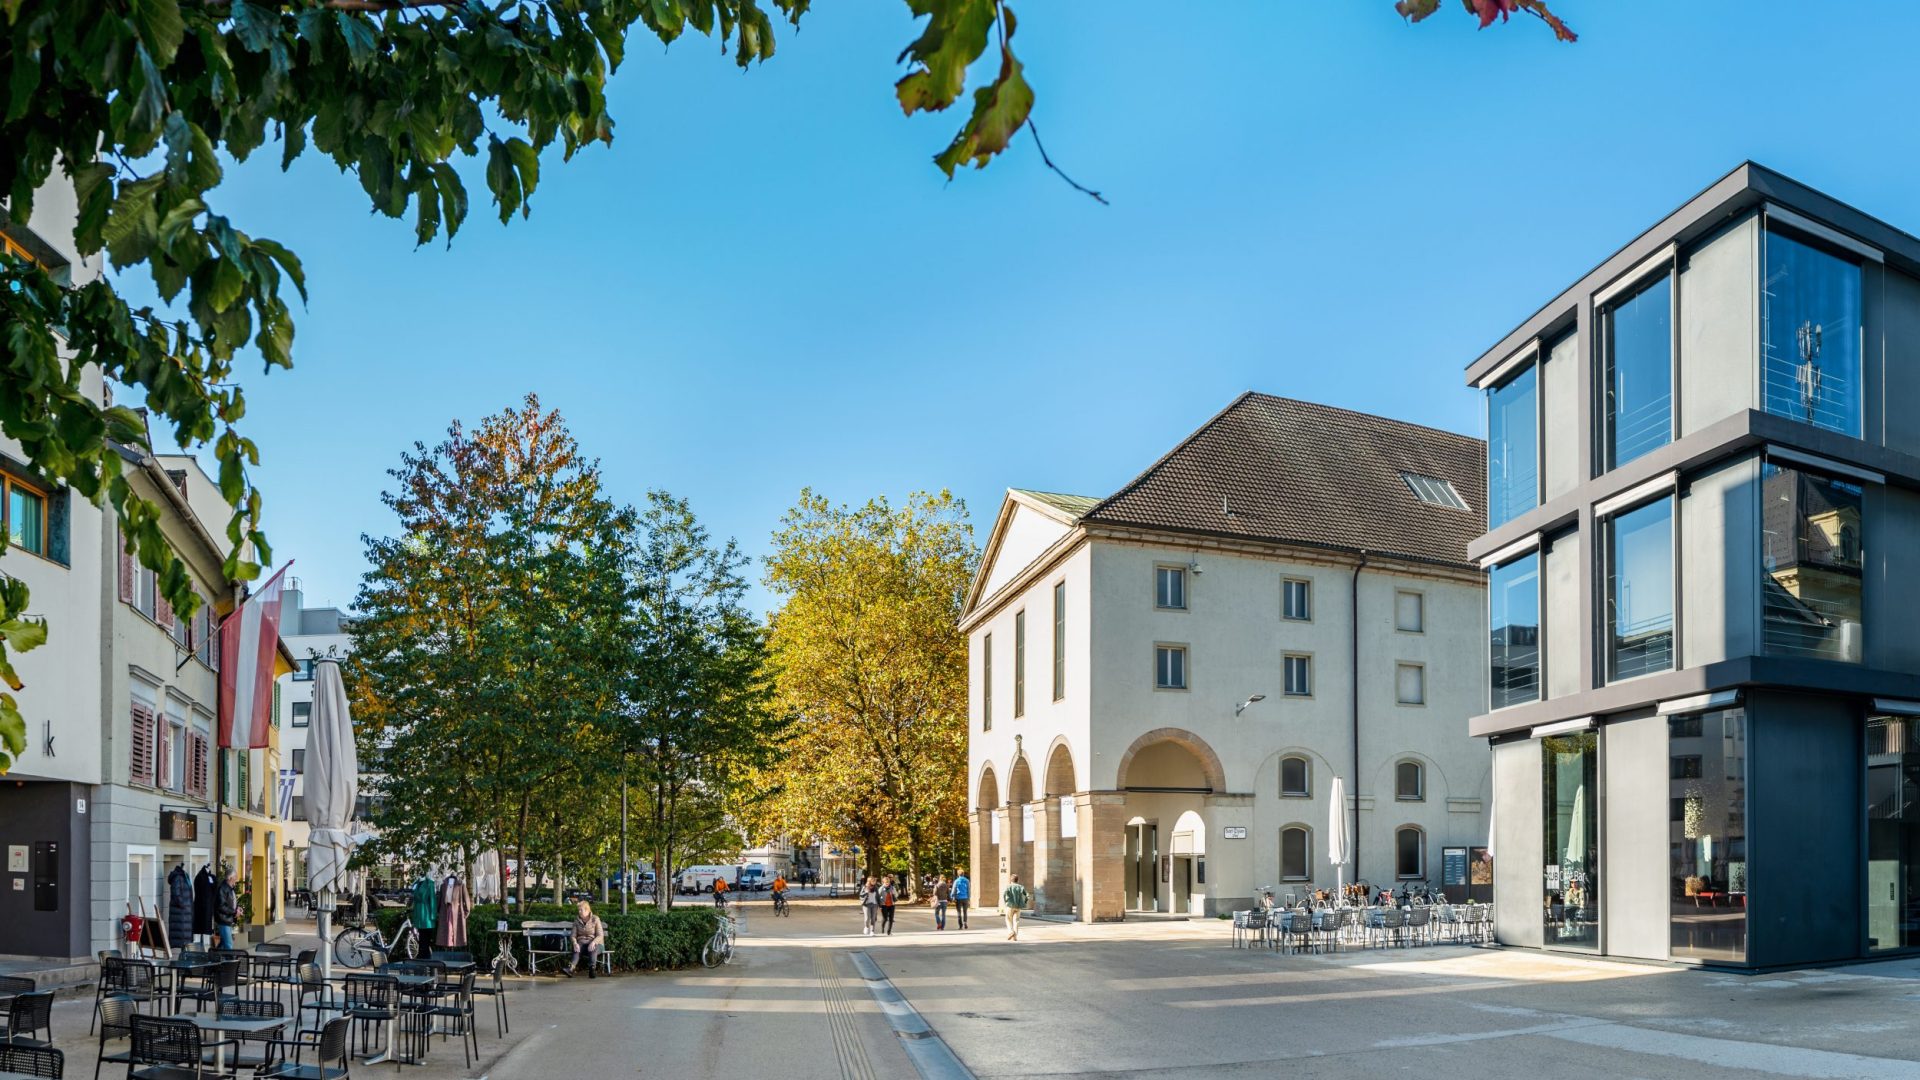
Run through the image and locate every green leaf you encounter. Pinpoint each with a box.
[486,136,522,223]
[163,114,222,193]
[0,693,26,775]
[126,44,168,141]
[128,0,186,66]
[100,176,164,267]
[894,0,996,115]
[231,0,278,52]
[932,8,1033,177]
[0,615,45,654]
[336,11,377,67]
[250,238,306,303]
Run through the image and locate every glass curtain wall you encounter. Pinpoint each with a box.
[1489,553,1541,709]
[1867,714,1920,952]
[1762,226,1862,437]
[1543,731,1599,950]
[1670,708,1747,963]
[1761,461,1864,662]
[1604,274,1674,470]
[1606,498,1676,680]
[1488,364,1538,528]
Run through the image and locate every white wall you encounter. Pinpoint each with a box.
[969,541,1093,808]
[976,503,1072,604]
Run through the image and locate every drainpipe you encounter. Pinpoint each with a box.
[1351,551,1369,882]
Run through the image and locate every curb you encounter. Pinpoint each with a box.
[849,951,974,1080]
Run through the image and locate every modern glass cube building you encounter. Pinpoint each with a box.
[1468,163,1920,968]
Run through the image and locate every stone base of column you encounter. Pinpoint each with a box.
[1075,791,1128,922]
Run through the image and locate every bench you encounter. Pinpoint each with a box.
[519,922,576,975]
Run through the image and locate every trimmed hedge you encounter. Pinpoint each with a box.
[373,902,717,971]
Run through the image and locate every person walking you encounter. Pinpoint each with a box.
[878,874,898,936]
[1002,874,1030,941]
[859,876,881,937]
[933,875,951,930]
[214,865,239,949]
[567,899,604,978]
[951,869,971,929]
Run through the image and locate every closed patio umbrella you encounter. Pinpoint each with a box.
[1327,776,1350,901]
[304,659,360,982]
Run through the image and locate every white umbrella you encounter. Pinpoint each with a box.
[1327,776,1350,901]
[304,660,359,982]
[1565,788,1587,865]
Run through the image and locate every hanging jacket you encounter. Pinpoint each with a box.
[192,867,217,935]
[435,878,470,948]
[167,866,195,945]
[410,878,439,931]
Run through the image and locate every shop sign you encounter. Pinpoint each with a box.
[1222,826,1248,840]
[1442,846,1468,886]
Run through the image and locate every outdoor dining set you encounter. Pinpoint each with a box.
[0,942,510,1080]
[1229,898,1496,953]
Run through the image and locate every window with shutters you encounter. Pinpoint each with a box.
[188,728,210,797]
[129,702,156,787]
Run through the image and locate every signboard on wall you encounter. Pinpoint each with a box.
[6,845,25,874]
[1442,846,1468,886]
[1222,826,1248,840]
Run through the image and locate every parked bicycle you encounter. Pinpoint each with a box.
[332,914,422,968]
[702,912,738,968]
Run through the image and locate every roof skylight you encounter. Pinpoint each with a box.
[1401,472,1470,511]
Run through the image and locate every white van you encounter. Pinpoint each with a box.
[676,865,739,894]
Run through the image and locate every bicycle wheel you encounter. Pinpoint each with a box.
[701,932,724,968]
[400,927,419,960]
[334,927,378,969]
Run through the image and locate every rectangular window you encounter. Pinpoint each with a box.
[166,710,187,792]
[1279,757,1310,798]
[1543,730,1599,950]
[1672,708,1746,963]
[1155,565,1187,610]
[1762,225,1862,437]
[1606,497,1675,681]
[1283,654,1311,697]
[1013,610,1026,718]
[134,560,158,620]
[1603,272,1674,470]
[1396,761,1424,801]
[1280,827,1310,881]
[982,633,992,731]
[291,701,311,728]
[5,477,47,556]
[1282,578,1312,621]
[1396,662,1425,705]
[1396,590,1424,633]
[1489,553,1540,708]
[1052,582,1065,702]
[1487,363,1539,526]
[291,748,306,773]
[1395,828,1425,879]
[293,658,315,682]
[1155,645,1188,690]
[1761,461,1863,663]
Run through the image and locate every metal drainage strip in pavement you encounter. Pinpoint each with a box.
[849,951,976,1080]
[815,949,879,1080]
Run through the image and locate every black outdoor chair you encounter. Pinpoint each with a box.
[92,959,156,1034]
[0,1043,62,1078]
[0,991,54,1047]
[210,951,253,998]
[468,956,508,1037]
[420,970,478,1068]
[340,975,398,1059]
[216,996,287,1071]
[257,1016,351,1080]
[127,1014,235,1080]
[93,993,138,1080]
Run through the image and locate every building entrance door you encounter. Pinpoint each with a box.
[1867,714,1920,952]
[1126,822,1159,912]
[1171,855,1192,915]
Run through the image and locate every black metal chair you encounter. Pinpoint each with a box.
[127,1014,234,1079]
[1,991,54,1047]
[468,957,508,1037]
[93,993,138,1080]
[216,996,287,1071]
[92,959,156,1034]
[210,951,253,999]
[257,1016,350,1080]
[0,1044,62,1078]
[422,969,477,1067]
[341,975,398,1060]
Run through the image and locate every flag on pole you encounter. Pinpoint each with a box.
[278,768,297,820]
[218,563,291,749]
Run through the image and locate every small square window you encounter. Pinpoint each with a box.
[1396,662,1425,705]
[1155,565,1188,610]
[1396,590,1424,633]
[291,748,306,773]
[1283,578,1312,622]
[1283,654,1311,697]
[291,701,311,728]
[1155,645,1188,690]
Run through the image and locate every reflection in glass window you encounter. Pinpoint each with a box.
[1543,731,1599,950]
[1761,462,1863,662]
[1607,498,1675,681]
[1489,553,1540,709]
[1604,274,1673,469]
[1487,364,1538,527]
[1671,708,1746,963]
[1867,715,1920,952]
[1763,227,1862,437]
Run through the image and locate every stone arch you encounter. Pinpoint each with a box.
[1115,727,1227,792]
[1043,738,1077,796]
[1367,749,1452,804]
[977,763,1000,811]
[1007,755,1035,805]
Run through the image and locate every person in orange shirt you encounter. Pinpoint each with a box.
[712,875,729,907]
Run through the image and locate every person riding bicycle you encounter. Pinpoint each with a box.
[771,874,788,908]
[712,875,729,907]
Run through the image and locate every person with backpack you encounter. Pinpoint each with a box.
[878,874,899,936]
[1002,874,1030,941]
[859,876,881,936]
[951,869,971,929]
[933,875,951,930]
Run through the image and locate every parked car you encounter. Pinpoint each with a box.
[738,865,773,892]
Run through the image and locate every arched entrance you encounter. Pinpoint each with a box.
[1115,730,1222,915]
[1005,756,1036,896]
[1039,741,1077,915]
[975,766,1001,904]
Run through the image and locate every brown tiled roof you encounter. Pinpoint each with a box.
[1077,393,1487,569]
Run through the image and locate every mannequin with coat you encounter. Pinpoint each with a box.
[410,876,439,956]
[436,875,470,949]
[167,866,195,949]
[192,865,217,940]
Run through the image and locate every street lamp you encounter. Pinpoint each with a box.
[1234,693,1267,718]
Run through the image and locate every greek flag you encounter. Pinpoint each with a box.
[278,768,297,820]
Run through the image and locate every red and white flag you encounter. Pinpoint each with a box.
[218,563,291,749]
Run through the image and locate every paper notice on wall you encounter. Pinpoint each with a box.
[6,845,25,874]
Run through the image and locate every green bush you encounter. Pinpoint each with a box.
[372,902,716,971]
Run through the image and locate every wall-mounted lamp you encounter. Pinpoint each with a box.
[1234,694,1267,718]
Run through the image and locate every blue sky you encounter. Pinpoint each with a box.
[134,2,1920,612]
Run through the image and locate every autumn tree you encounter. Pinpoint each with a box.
[761,490,974,897]
[347,395,631,902]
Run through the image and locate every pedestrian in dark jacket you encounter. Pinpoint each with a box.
[878,874,898,936]
[859,877,880,937]
[167,865,195,948]
[215,867,240,949]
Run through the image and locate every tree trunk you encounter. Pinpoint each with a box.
[904,822,924,902]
